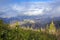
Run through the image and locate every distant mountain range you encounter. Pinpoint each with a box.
[0,15,60,29]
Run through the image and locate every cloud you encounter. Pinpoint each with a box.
[24,8,44,16]
[11,4,25,12]
[0,2,53,17]
[50,6,60,17]
[23,2,53,16]
[0,0,60,18]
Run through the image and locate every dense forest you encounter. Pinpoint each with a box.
[0,19,60,40]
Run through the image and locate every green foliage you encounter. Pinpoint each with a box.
[49,21,55,30]
[0,20,57,40]
[49,21,56,33]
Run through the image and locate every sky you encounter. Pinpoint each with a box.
[0,0,60,18]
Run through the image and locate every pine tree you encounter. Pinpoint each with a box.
[49,21,56,34]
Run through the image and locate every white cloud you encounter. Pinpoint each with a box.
[24,8,44,16]
[24,3,52,16]
[10,3,46,16]
[11,4,25,12]
[56,6,60,13]
[0,2,60,18]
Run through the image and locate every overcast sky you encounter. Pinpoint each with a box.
[0,0,60,18]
